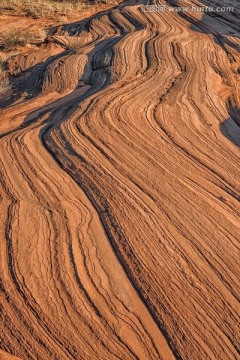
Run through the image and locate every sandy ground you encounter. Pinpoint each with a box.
[0,0,240,359]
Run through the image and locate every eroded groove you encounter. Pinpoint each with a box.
[0,0,240,359]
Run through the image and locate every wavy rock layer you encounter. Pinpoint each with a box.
[0,1,240,359]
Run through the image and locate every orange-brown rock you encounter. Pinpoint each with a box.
[0,1,239,359]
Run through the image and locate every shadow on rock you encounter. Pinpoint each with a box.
[167,0,240,54]
[220,106,240,147]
